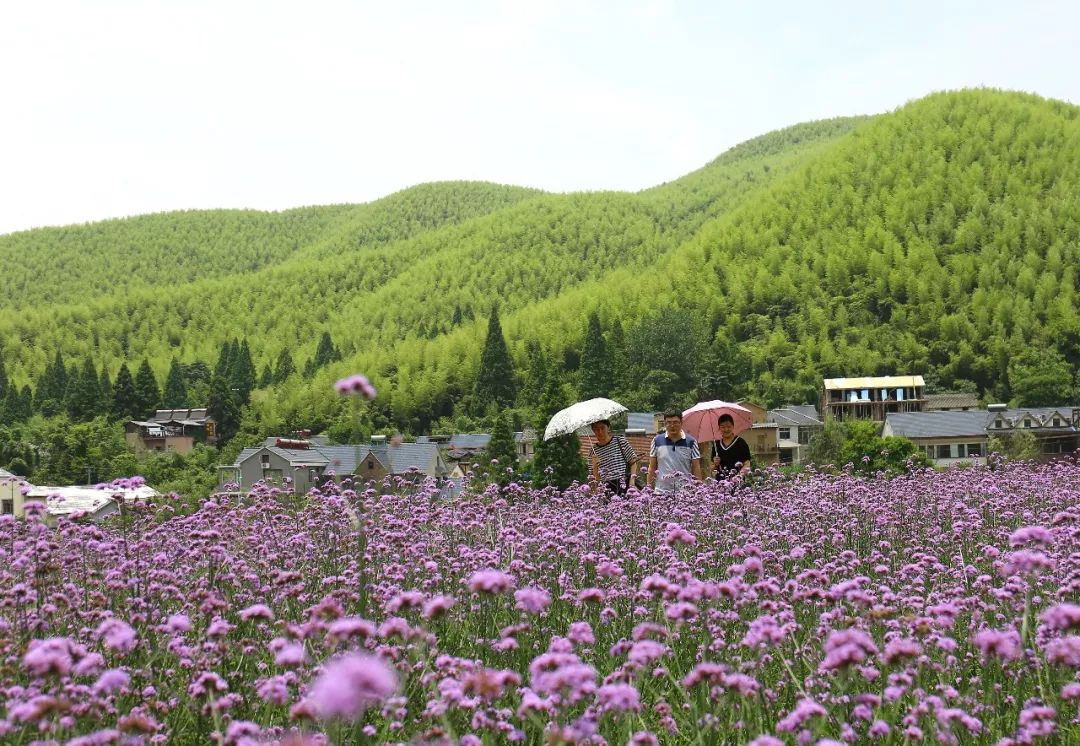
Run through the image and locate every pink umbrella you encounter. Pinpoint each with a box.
[681,401,754,443]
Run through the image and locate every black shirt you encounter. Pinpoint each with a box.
[713,436,751,478]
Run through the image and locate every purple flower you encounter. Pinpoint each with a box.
[239,604,274,622]
[422,594,456,619]
[1001,549,1055,576]
[972,628,1021,663]
[92,668,130,695]
[1046,635,1080,666]
[22,637,77,677]
[596,682,641,712]
[568,621,595,645]
[165,614,191,633]
[307,653,398,721]
[1041,603,1080,632]
[514,587,551,614]
[95,619,138,653]
[1009,525,1053,547]
[467,569,514,594]
[335,373,377,400]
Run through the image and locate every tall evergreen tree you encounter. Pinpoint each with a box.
[13,385,34,422]
[67,356,103,421]
[480,411,518,486]
[258,363,274,389]
[36,351,68,416]
[531,375,587,490]
[163,358,189,408]
[608,318,628,394]
[214,340,235,379]
[0,355,7,395]
[473,306,517,409]
[518,340,549,408]
[99,365,112,412]
[133,359,161,419]
[111,363,138,420]
[208,372,241,443]
[313,330,336,369]
[274,348,295,383]
[578,312,611,400]
[231,339,256,404]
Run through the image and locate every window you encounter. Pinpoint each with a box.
[1,499,12,515]
[966,443,982,457]
[367,460,375,469]
[1053,417,1062,427]
[779,449,793,464]
[798,429,811,445]
[935,445,953,459]
[994,419,1004,429]
[261,454,271,467]
[1024,418,1033,428]
[778,428,791,440]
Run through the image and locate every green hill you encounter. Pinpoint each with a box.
[1,89,1077,439]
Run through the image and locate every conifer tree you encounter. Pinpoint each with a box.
[112,363,138,420]
[274,348,295,383]
[481,411,518,486]
[16,386,33,422]
[473,305,517,409]
[163,358,189,408]
[36,351,68,416]
[208,372,241,443]
[133,359,161,419]
[231,340,256,404]
[0,355,7,395]
[531,375,587,490]
[258,363,274,389]
[578,312,611,400]
[608,318,628,394]
[518,340,549,408]
[67,357,102,421]
[99,365,112,412]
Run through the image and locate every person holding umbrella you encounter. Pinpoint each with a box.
[712,413,752,480]
[588,419,639,495]
[646,410,702,493]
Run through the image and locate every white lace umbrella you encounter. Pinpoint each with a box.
[543,397,628,441]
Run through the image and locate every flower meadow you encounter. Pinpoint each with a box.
[3,459,1080,745]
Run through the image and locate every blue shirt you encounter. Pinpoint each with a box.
[649,433,701,492]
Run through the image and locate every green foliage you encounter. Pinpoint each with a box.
[0,91,1078,436]
[111,363,138,420]
[133,359,161,419]
[473,306,516,410]
[163,358,189,408]
[532,375,588,489]
[577,312,611,400]
[809,419,929,476]
[987,429,1040,462]
[1008,348,1076,407]
[479,411,518,486]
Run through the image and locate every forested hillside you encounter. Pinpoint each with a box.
[1,88,1077,450]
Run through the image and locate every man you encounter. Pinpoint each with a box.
[711,413,752,480]
[589,419,639,495]
[646,410,702,493]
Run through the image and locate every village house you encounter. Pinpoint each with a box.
[219,434,449,493]
[883,405,1080,465]
[1,468,28,517]
[821,375,927,422]
[924,392,980,411]
[126,408,217,454]
[21,483,159,524]
[767,405,824,465]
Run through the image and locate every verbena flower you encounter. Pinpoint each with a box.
[306,653,397,721]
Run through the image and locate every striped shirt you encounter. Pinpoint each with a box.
[590,435,638,483]
[649,433,701,493]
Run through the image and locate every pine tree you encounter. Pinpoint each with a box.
[314,332,340,369]
[473,305,517,409]
[0,355,7,395]
[231,339,256,404]
[208,372,241,443]
[67,357,102,421]
[111,363,138,420]
[258,363,274,389]
[481,411,519,486]
[99,365,112,413]
[518,340,549,407]
[133,359,161,419]
[36,351,68,416]
[214,340,235,379]
[274,348,295,383]
[608,318,628,394]
[578,312,611,400]
[531,375,587,490]
[163,358,189,408]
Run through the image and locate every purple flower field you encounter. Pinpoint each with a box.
[3,459,1080,744]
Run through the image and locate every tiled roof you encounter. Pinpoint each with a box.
[925,393,980,410]
[236,441,445,476]
[627,413,659,433]
[887,408,1078,439]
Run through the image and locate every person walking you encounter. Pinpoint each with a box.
[589,419,639,495]
[646,410,702,493]
[711,413,752,481]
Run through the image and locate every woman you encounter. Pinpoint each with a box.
[589,419,639,495]
[711,413,752,480]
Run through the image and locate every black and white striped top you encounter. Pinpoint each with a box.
[590,435,638,482]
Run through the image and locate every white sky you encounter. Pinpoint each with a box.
[1,0,1078,237]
